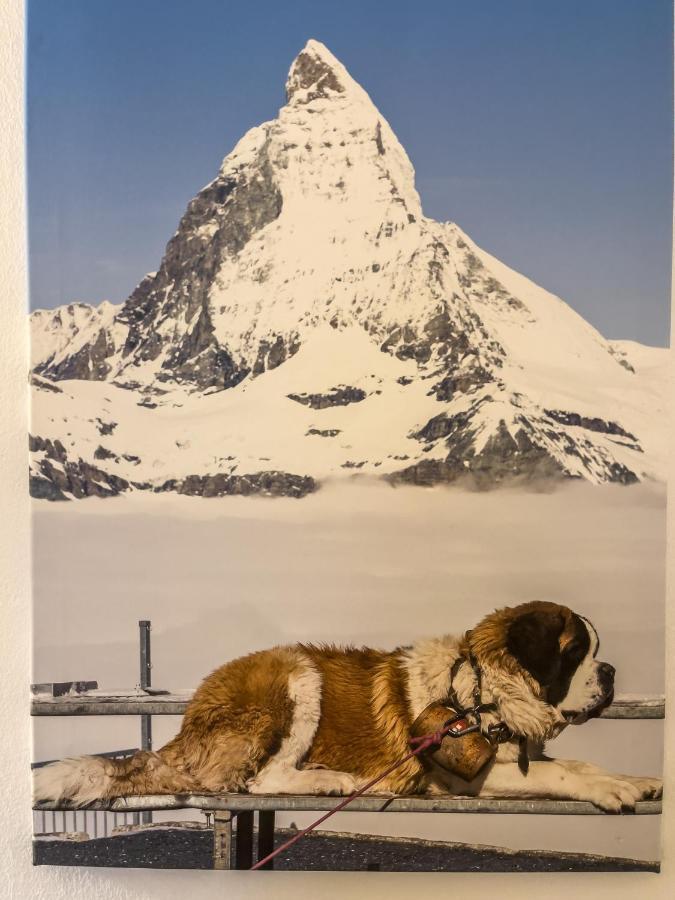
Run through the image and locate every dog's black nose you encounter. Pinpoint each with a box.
[598,661,615,685]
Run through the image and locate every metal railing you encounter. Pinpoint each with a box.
[32,749,141,837]
[31,690,665,719]
[31,619,156,835]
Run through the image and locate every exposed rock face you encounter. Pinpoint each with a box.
[116,145,284,390]
[31,302,126,383]
[40,325,117,381]
[30,474,69,501]
[32,142,285,391]
[252,334,301,376]
[95,419,117,436]
[390,423,571,489]
[288,386,367,409]
[31,374,62,394]
[29,433,131,500]
[94,445,117,461]
[28,40,666,499]
[175,471,317,499]
[287,43,346,102]
[543,410,638,443]
[29,434,68,462]
[408,403,641,488]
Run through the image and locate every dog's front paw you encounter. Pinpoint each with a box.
[587,776,643,813]
[625,775,662,800]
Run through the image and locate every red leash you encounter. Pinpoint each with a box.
[250,723,459,870]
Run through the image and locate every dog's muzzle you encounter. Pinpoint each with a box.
[597,661,616,697]
[586,661,616,720]
[562,660,616,723]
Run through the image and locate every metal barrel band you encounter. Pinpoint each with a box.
[440,701,500,739]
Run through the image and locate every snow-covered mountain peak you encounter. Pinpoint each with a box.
[29,41,668,499]
[278,40,421,209]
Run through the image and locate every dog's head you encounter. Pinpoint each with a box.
[469,601,614,726]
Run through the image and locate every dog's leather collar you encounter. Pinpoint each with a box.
[448,652,530,773]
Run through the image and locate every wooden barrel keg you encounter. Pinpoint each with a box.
[410,701,495,781]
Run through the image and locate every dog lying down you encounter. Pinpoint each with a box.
[34,601,661,812]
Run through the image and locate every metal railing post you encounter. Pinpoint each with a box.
[139,620,152,824]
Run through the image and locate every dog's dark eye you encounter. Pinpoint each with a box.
[565,641,584,661]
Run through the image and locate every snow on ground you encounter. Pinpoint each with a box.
[30,325,436,482]
[30,320,670,488]
[32,481,664,860]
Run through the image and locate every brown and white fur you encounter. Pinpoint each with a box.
[34,601,662,813]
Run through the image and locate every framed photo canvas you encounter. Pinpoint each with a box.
[27,0,670,873]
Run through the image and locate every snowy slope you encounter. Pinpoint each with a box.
[29,40,669,499]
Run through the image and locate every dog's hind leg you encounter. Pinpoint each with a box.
[245,663,360,796]
[247,765,360,795]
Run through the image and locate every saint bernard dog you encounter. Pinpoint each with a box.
[34,601,661,812]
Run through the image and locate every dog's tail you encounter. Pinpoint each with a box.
[33,750,197,807]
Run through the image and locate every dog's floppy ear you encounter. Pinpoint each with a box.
[506,608,566,686]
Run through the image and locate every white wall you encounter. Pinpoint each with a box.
[1,2,674,897]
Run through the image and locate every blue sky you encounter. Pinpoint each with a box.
[27,0,672,345]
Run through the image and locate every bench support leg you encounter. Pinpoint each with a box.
[213,811,233,870]
[257,810,276,869]
[235,810,254,869]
